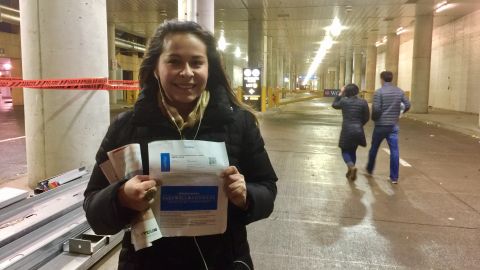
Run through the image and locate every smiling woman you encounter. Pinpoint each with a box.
[83,20,278,270]
[156,32,209,119]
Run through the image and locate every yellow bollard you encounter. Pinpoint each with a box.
[268,87,274,109]
[126,90,135,105]
[274,89,280,105]
[236,87,243,103]
[261,86,266,112]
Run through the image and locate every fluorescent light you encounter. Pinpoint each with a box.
[436,2,454,13]
[435,1,447,9]
[234,46,241,58]
[330,17,342,37]
[302,17,343,84]
[396,27,406,35]
[218,30,228,51]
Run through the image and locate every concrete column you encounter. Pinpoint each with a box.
[410,4,434,113]
[334,62,339,89]
[108,22,117,104]
[317,70,325,91]
[248,9,264,70]
[386,32,400,85]
[345,50,353,84]
[339,55,345,88]
[365,31,378,95]
[20,0,110,187]
[223,52,234,87]
[353,47,362,87]
[266,37,274,92]
[178,0,196,22]
[277,51,284,89]
[178,0,214,33]
[283,53,290,97]
[327,68,335,89]
[283,54,289,94]
[291,62,297,90]
[11,59,23,106]
[262,35,268,89]
[196,0,214,33]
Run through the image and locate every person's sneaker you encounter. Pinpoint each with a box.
[365,167,373,175]
[346,167,352,179]
[390,178,398,184]
[349,167,357,181]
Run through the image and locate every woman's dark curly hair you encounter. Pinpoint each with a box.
[138,20,249,112]
[344,83,359,97]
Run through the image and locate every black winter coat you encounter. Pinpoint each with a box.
[332,95,370,149]
[83,84,278,270]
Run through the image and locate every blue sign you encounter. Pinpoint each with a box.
[160,186,218,211]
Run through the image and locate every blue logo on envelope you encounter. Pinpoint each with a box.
[160,186,218,211]
[160,153,170,172]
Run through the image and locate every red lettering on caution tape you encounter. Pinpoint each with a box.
[0,77,140,90]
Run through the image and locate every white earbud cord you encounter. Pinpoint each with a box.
[194,236,209,270]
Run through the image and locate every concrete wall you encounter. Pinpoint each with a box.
[398,35,413,93]
[429,9,480,113]
[117,54,140,79]
[375,52,386,90]
[232,65,243,88]
[0,32,23,105]
[117,54,140,102]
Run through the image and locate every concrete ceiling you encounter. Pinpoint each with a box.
[107,0,480,75]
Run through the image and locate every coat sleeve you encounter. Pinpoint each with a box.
[362,100,370,125]
[83,113,138,235]
[401,92,411,113]
[371,90,382,121]
[237,112,278,225]
[332,95,343,109]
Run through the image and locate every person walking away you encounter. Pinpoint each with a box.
[332,84,369,181]
[366,71,410,184]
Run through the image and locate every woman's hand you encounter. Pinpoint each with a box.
[221,166,248,210]
[118,175,158,212]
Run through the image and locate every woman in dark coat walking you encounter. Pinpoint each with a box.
[332,84,369,181]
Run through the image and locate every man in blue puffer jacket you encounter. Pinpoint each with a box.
[366,71,410,184]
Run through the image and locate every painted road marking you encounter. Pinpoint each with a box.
[382,148,412,167]
[0,136,25,143]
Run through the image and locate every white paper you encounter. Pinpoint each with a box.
[107,143,143,181]
[130,209,162,250]
[104,143,162,251]
[99,160,120,183]
[148,140,229,237]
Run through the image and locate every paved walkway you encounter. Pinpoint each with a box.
[404,108,480,139]
[1,97,480,269]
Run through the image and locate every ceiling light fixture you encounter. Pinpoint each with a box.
[2,63,12,70]
[375,36,388,47]
[435,1,453,13]
[435,1,447,9]
[218,30,228,51]
[330,17,342,37]
[396,27,406,35]
[234,46,241,58]
[302,17,344,85]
